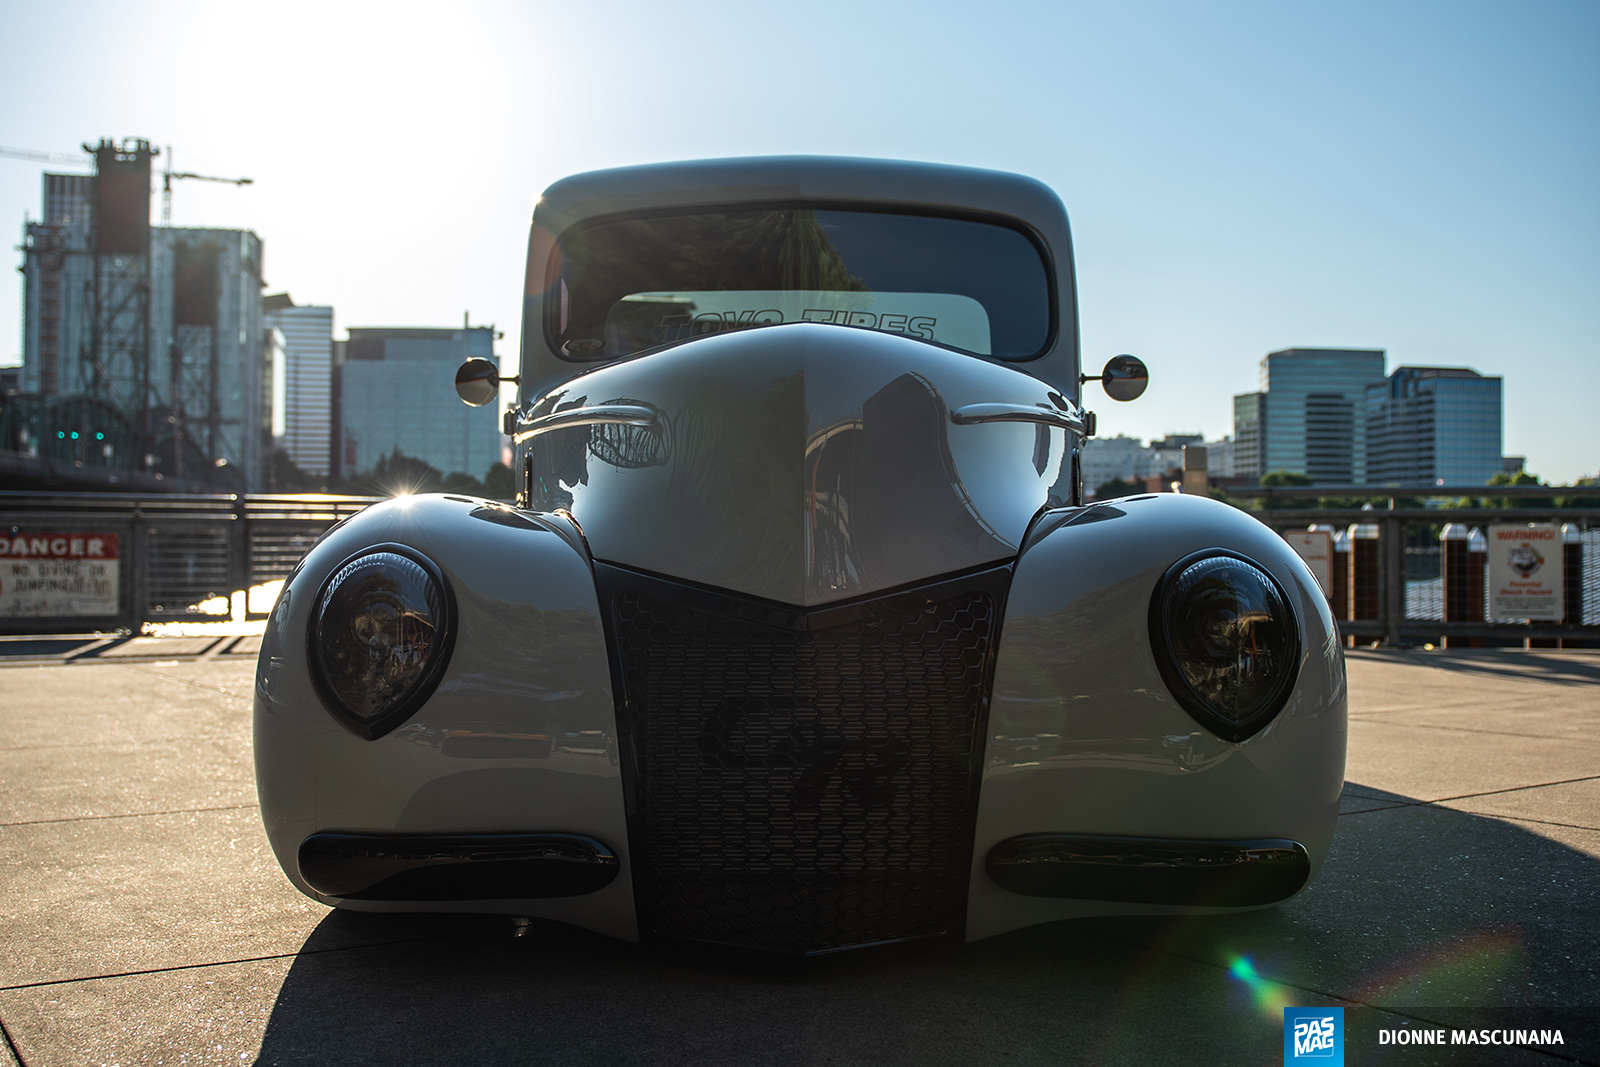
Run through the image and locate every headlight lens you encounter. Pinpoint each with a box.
[1150,553,1299,742]
[309,547,454,739]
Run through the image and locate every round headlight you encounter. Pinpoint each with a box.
[1149,553,1300,742]
[309,546,454,739]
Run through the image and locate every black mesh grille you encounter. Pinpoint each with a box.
[603,568,1005,953]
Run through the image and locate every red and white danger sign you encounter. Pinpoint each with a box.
[0,532,121,617]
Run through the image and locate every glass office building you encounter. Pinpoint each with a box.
[1365,366,1503,487]
[264,296,335,476]
[339,327,503,481]
[1233,348,1387,483]
[1232,392,1266,479]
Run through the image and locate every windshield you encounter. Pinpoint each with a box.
[547,208,1051,361]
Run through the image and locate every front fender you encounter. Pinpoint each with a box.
[253,494,637,941]
[967,493,1347,939]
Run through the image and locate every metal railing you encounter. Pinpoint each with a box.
[0,492,379,633]
[1226,485,1600,647]
[3,488,1598,645]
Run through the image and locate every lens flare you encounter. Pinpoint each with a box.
[1346,927,1528,1005]
[1227,954,1296,1018]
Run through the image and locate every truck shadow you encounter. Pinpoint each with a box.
[251,784,1599,1066]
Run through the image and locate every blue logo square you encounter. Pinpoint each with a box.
[1284,1007,1344,1065]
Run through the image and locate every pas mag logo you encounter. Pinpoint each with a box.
[1284,1006,1344,1065]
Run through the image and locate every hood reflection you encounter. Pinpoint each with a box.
[519,325,1072,606]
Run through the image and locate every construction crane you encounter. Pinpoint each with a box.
[161,147,252,225]
[4,144,253,224]
[0,145,89,166]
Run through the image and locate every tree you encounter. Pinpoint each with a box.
[1479,471,1553,510]
[1557,476,1600,509]
[1257,470,1314,509]
[1093,477,1141,500]
[482,461,516,501]
[1208,485,1243,508]
[269,448,328,493]
[349,449,517,501]
[359,448,447,496]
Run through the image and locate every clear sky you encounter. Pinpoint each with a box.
[2,0,1595,483]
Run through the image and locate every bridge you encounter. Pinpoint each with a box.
[0,639,1594,1065]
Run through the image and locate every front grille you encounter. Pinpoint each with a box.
[600,566,1007,953]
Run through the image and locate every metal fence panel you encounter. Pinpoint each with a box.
[4,491,1598,642]
[145,525,233,617]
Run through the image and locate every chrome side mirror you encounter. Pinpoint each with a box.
[455,358,516,407]
[1083,354,1148,402]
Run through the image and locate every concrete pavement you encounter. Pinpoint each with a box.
[0,641,1596,1066]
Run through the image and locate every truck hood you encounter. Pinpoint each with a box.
[519,323,1079,606]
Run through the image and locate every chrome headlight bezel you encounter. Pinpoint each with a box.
[307,543,457,740]
[1148,550,1302,743]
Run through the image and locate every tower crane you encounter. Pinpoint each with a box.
[0,145,89,166]
[4,144,253,226]
[160,147,252,225]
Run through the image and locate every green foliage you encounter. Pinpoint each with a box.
[1093,476,1142,500]
[1207,484,1247,509]
[1557,476,1600,509]
[482,461,517,501]
[1256,470,1314,510]
[267,449,327,493]
[352,448,515,501]
[1477,471,1554,509]
[1259,470,1315,487]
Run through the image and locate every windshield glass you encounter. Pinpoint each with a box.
[548,208,1051,361]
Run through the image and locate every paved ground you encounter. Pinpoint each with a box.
[0,639,1596,1066]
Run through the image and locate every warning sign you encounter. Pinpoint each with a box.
[1282,529,1335,596]
[0,532,121,617]
[1487,524,1563,621]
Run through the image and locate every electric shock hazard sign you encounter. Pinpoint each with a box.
[1487,524,1563,621]
[0,532,121,617]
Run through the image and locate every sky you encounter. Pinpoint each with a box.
[1,0,1596,483]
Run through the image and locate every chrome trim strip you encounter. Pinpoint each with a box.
[949,401,1086,435]
[513,404,659,444]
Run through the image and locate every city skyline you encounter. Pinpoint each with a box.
[1,0,1595,484]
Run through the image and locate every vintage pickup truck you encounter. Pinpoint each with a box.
[255,156,1346,954]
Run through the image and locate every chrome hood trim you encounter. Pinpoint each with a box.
[520,324,1077,606]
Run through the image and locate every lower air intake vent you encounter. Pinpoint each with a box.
[599,565,1007,954]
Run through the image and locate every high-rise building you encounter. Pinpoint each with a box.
[148,226,268,489]
[19,173,95,399]
[1232,393,1266,479]
[1232,348,1386,483]
[339,326,503,481]
[17,141,270,490]
[263,294,334,476]
[1365,366,1503,486]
